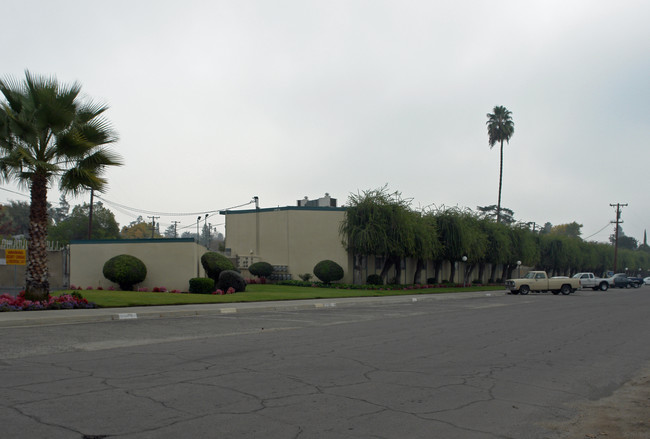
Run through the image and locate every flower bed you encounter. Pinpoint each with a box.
[0,291,96,312]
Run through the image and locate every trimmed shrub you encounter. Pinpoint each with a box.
[313,260,344,284]
[189,277,215,294]
[201,252,235,283]
[427,277,437,284]
[102,254,147,291]
[218,270,247,292]
[248,261,274,278]
[366,274,383,285]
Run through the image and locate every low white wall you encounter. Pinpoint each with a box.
[70,239,208,291]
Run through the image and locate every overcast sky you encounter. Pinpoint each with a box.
[2,0,649,243]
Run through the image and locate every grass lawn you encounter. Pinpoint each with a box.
[64,284,505,308]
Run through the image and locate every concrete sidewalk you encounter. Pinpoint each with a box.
[0,290,504,327]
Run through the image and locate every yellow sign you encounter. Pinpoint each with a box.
[5,249,26,265]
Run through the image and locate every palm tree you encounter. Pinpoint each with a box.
[0,71,122,300]
[486,105,514,223]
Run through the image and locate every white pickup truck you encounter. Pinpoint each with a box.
[572,272,609,291]
[505,271,580,295]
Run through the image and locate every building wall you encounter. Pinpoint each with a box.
[70,239,209,291]
[222,207,353,283]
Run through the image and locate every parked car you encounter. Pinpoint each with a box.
[627,276,643,288]
[505,271,580,295]
[607,273,635,288]
[572,272,609,291]
[644,277,650,285]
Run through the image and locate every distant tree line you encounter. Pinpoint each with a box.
[0,198,224,250]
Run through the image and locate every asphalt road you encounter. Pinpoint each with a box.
[1,288,649,438]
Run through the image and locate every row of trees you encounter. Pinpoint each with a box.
[0,199,224,247]
[340,187,650,284]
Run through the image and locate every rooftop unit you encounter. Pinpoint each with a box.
[297,193,337,208]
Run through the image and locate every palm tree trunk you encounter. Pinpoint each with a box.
[25,172,50,301]
[497,139,503,223]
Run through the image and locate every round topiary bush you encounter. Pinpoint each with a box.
[313,260,344,284]
[201,252,235,283]
[217,270,247,292]
[248,261,274,278]
[366,274,383,285]
[189,277,215,294]
[103,254,147,291]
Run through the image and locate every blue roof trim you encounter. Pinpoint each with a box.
[70,238,196,244]
[220,206,347,215]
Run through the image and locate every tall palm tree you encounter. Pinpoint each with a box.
[486,105,514,223]
[0,71,122,300]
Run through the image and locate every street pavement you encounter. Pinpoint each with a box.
[1,288,649,438]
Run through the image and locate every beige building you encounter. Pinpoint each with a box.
[69,238,209,291]
[221,205,353,283]
[221,198,491,285]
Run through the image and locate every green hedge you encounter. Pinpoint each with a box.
[313,260,344,284]
[189,277,215,294]
[102,254,147,291]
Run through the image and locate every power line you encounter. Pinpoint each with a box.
[94,194,254,217]
[0,187,29,197]
[583,222,612,240]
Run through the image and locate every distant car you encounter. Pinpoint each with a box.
[608,273,634,288]
[644,277,650,285]
[627,277,643,288]
[572,272,609,291]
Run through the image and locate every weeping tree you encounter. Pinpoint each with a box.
[539,234,575,277]
[503,224,539,280]
[477,217,510,282]
[434,207,487,283]
[0,71,122,300]
[412,211,442,284]
[340,186,417,284]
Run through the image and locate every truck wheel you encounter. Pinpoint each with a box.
[560,284,572,295]
[519,285,530,295]
[599,282,608,291]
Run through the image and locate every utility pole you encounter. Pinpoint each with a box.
[172,221,180,238]
[147,215,159,239]
[203,213,209,246]
[610,203,627,273]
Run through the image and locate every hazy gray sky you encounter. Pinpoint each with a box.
[2,0,649,242]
